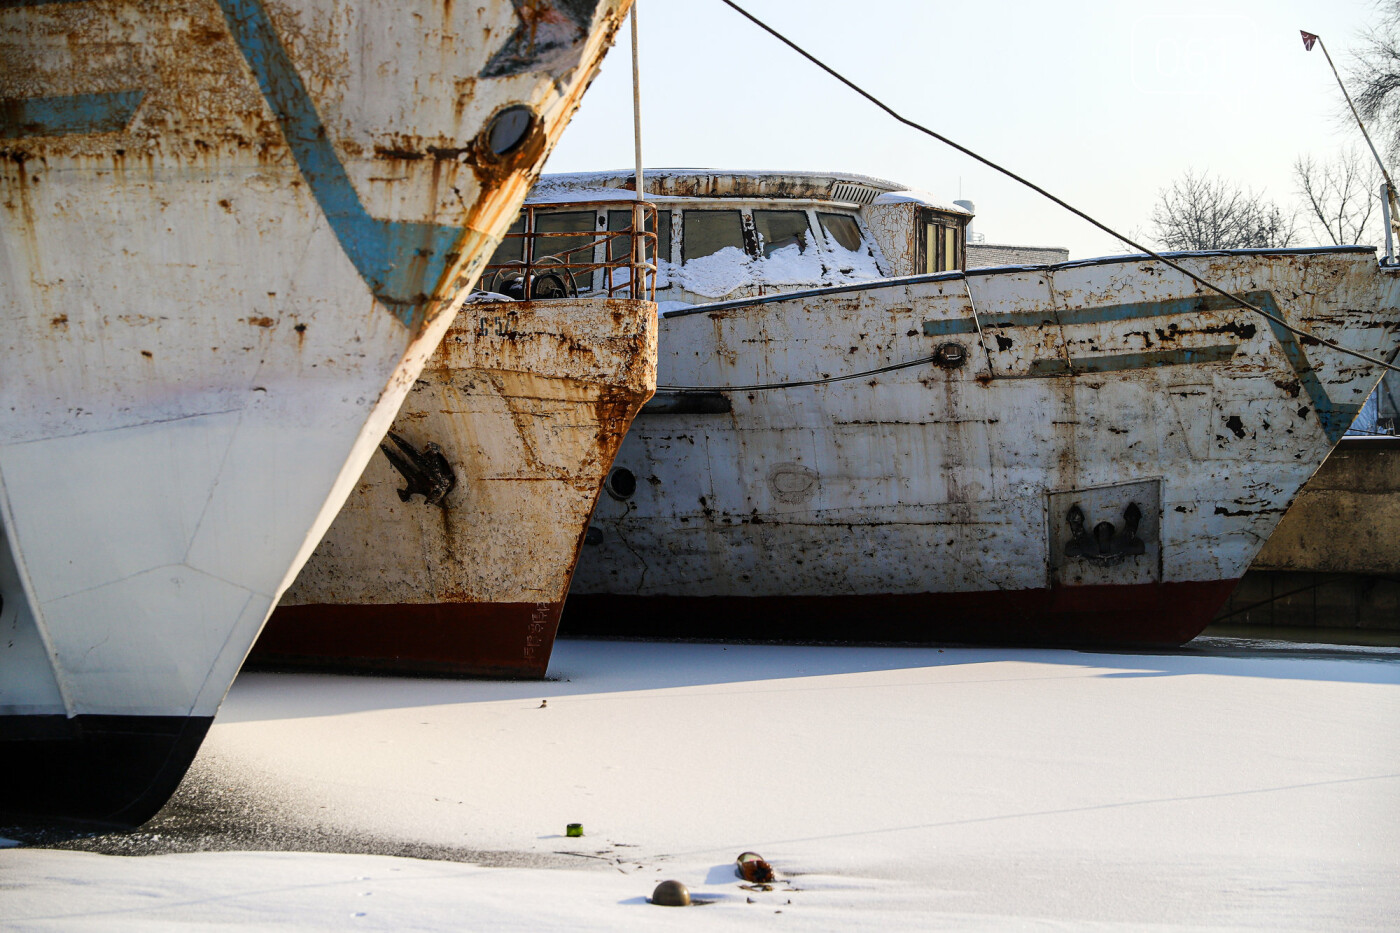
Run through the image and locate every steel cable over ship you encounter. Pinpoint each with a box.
[0,0,633,826]
[255,196,658,678]
[559,169,1400,647]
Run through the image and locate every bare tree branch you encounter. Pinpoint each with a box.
[1150,170,1298,251]
[1295,148,1382,245]
[1349,1,1400,160]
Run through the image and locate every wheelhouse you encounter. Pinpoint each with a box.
[484,170,971,305]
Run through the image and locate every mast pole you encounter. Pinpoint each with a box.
[1308,30,1400,261]
[630,3,647,294]
[1314,35,1395,191]
[631,3,644,201]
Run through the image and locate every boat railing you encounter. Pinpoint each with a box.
[481,201,659,302]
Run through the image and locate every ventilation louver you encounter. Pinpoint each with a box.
[829,182,880,205]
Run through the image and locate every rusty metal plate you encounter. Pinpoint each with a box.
[1047,478,1162,587]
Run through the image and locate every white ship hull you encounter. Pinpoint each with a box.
[0,0,630,825]
[566,248,1400,645]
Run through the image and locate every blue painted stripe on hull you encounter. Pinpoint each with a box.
[920,290,1269,337]
[1264,316,1362,443]
[920,318,980,337]
[214,0,462,325]
[0,90,144,138]
[920,287,1362,438]
[984,289,1273,330]
[1023,344,1239,377]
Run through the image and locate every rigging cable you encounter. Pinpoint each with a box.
[658,352,945,392]
[686,0,1400,388]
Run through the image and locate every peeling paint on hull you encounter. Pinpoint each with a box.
[257,297,657,678]
[0,0,631,826]
[566,249,1400,647]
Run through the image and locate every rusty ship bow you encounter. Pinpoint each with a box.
[256,199,659,677]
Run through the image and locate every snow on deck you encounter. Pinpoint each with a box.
[4,639,1398,930]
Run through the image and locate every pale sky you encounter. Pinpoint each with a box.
[545,0,1388,260]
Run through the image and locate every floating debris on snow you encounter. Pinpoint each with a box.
[650,879,691,906]
[736,851,775,884]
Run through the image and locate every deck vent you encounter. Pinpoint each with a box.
[829,182,880,205]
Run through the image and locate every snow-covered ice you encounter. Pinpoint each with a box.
[3,638,1398,930]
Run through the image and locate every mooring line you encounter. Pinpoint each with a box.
[715,0,1400,377]
[657,353,941,392]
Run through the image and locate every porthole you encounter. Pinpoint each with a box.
[934,342,967,369]
[483,104,535,157]
[605,467,637,500]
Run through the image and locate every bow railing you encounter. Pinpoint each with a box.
[481,200,659,301]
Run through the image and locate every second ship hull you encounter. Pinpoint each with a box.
[565,248,1400,647]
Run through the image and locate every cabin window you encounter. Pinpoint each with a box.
[535,210,597,291]
[919,210,961,274]
[752,210,811,258]
[608,207,671,264]
[818,212,863,252]
[488,215,526,266]
[683,210,746,262]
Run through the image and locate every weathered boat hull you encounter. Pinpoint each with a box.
[256,297,657,678]
[0,0,630,825]
[1248,435,1400,575]
[1216,435,1400,631]
[565,248,1400,647]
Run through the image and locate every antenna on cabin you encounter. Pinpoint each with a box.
[631,3,644,201]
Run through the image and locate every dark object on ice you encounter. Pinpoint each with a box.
[736,851,774,883]
[379,431,456,506]
[651,880,691,906]
[566,823,582,837]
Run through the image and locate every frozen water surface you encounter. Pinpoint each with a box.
[3,638,1397,930]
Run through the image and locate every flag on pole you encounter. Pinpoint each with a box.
[1301,30,1319,51]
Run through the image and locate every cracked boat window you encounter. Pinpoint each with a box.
[535,210,596,291]
[682,210,746,262]
[753,210,811,258]
[608,208,671,264]
[818,212,863,252]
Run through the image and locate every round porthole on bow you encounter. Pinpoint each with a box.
[605,467,637,500]
[482,104,536,158]
[934,342,967,369]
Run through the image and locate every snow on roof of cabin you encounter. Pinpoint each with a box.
[873,188,971,214]
[528,169,967,213]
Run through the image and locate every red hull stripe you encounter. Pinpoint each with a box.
[253,580,1238,679]
[560,580,1241,648]
[254,601,564,678]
